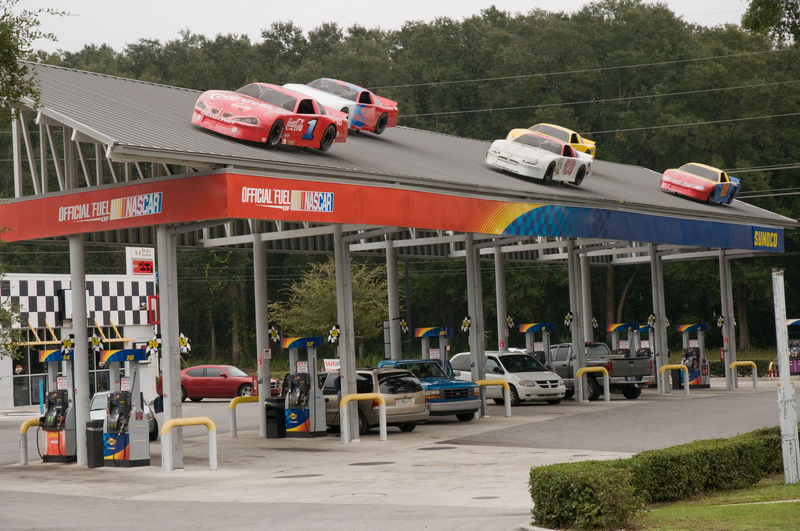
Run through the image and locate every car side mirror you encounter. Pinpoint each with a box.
[492,367,504,374]
[571,353,577,360]
[454,370,461,377]
[221,373,228,378]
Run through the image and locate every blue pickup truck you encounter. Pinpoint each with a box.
[377,359,480,421]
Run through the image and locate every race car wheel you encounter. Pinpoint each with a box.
[267,120,283,147]
[726,193,735,205]
[318,124,336,152]
[573,166,586,186]
[707,190,716,204]
[374,113,388,135]
[340,107,350,119]
[543,162,556,183]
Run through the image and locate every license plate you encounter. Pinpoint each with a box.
[626,377,636,382]
[398,398,411,406]
[494,161,520,174]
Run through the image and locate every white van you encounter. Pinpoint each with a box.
[449,351,566,406]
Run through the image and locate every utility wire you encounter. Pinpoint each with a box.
[398,79,800,118]
[726,163,800,174]
[579,112,800,135]
[369,49,792,90]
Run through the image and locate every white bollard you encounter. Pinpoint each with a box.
[229,409,237,438]
[19,434,28,465]
[752,368,758,389]
[208,430,217,470]
[379,404,387,441]
[503,388,511,417]
[603,374,610,402]
[683,372,690,396]
[340,406,349,445]
[162,432,173,473]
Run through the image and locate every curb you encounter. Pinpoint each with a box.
[516,523,557,531]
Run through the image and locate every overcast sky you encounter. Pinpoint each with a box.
[27,0,749,54]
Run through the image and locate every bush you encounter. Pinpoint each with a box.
[529,460,644,530]
[708,359,771,378]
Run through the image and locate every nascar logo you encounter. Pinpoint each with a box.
[242,187,333,213]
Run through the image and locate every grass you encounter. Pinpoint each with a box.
[640,476,800,531]
[667,348,776,365]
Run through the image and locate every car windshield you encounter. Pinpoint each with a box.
[398,362,446,378]
[680,164,720,181]
[308,78,360,101]
[90,394,107,411]
[586,344,612,356]
[513,134,562,155]
[529,124,570,142]
[500,354,548,373]
[225,366,248,377]
[378,373,423,394]
[235,84,297,111]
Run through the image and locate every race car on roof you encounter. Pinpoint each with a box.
[660,163,740,205]
[507,123,596,159]
[192,83,348,151]
[283,78,398,134]
[485,132,593,186]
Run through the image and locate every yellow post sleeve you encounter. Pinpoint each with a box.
[575,367,608,378]
[729,361,757,371]
[340,393,385,408]
[475,379,510,390]
[229,395,259,410]
[658,363,688,375]
[161,416,216,435]
[19,418,39,435]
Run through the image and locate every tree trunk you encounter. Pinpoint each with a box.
[231,312,240,366]
[736,282,751,351]
[606,265,615,343]
[208,307,216,363]
[616,267,640,323]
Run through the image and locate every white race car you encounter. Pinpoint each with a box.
[485,132,593,186]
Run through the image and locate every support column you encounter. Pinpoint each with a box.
[334,225,358,441]
[12,115,22,197]
[656,248,669,391]
[69,235,89,466]
[386,238,402,360]
[719,250,737,389]
[157,225,183,468]
[725,258,738,388]
[494,247,508,351]
[404,258,413,358]
[649,245,665,394]
[580,252,593,342]
[568,241,586,401]
[465,235,487,416]
[252,230,270,437]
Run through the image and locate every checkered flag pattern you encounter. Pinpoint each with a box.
[1,278,155,328]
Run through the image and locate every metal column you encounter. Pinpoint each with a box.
[386,238,402,360]
[252,230,270,437]
[69,235,89,466]
[580,252,593,342]
[334,225,358,442]
[157,225,183,468]
[719,250,737,389]
[494,247,508,351]
[465,235,486,416]
[567,240,586,402]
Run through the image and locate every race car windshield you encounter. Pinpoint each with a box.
[500,355,548,373]
[308,79,360,101]
[513,134,562,155]
[680,164,720,181]
[235,84,297,111]
[529,124,570,142]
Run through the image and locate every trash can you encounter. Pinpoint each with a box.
[671,368,683,390]
[265,398,286,439]
[86,419,104,468]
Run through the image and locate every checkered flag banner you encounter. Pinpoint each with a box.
[328,324,340,344]
[647,314,656,328]
[507,316,514,329]
[592,317,598,329]
[60,334,75,355]
[90,333,104,354]
[146,334,161,357]
[717,315,724,328]
[179,333,191,355]
[269,326,280,343]
[564,312,573,327]
[461,316,471,332]
[400,319,408,333]
[665,318,670,328]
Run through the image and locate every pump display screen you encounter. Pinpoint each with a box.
[132,260,154,275]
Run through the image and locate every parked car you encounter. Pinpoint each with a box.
[450,351,566,406]
[90,391,158,441]
[174,365,279,402]
[320,368,429,435]
[376,359,480,421]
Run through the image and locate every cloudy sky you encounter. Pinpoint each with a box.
[28,0,749,54]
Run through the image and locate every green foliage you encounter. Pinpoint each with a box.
[707,358,772,377]
[529,459,645,530]
[742,0,800,43]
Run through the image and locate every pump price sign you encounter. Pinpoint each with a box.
[429,349,440,360]
[619,340,629,349]
[689,339,699,348]
[534,342,543,352]
[57,376,67,390]
[640,340,650,348]
[120,377,131,391]
[296,361,309,374]
[323,359,340,371]
[132,260,154,275]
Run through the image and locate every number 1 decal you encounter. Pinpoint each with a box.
[301,119,318,140]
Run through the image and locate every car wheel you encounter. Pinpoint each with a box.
[543,162,555,183]
[586,377,601,401]
[622,385,642,400]
[374,113,388,135]
[318,124,336,152]
[190,397,203,402]
[492,398,505,405]
[726,193,735,205]
[573,166,586,186]
[707,190,716,204]
[149,418,159,441]
[180,386,187,402]
[546,398,562,405]
[267,119,283,147]
[398,423,416,432]
[238,384,254,397]
[564,389,574,399]
[456,413,474,422]
[358,410,369,436]
[508,385,521,407]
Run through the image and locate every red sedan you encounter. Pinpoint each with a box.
[158,365,279,402]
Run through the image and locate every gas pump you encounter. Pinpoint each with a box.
[281,337,326,438]
[414,327,454,368]
[38,349,76,462]
[518,322,555,366]
[606,323,640,356]
[677,323,710,388]
[100,349,150,466]
[784,319,800,375]
[632,325,654,358]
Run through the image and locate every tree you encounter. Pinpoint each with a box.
[742,0,800,43]
[0,0,66,122]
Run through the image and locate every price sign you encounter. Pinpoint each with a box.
[57,376,67,390]
[619,340,629,349]
[324,359,340,371]
[640,340,650,348]
[689,339,699,348]
[533,342,544,352]
[296,361,309,374]
[120,377,131,391]
[429,349,440,360]
[132,260,154,275]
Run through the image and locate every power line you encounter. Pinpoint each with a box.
[726,163,800,174]
[579,112,800,135]
[369,49,792,90]
[738,186,800,196]
[398,79,800,118]
[735,191,800,198]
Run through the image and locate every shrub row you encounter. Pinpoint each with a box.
[708,359,771,377]
[528,423,799,530]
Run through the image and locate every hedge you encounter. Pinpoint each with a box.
[708,359,771,377]
[529,423,799,529]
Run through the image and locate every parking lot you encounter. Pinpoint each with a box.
[0,379,793,531]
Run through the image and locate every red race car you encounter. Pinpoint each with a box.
[660,162,741,205]
[192,83,348,151]
[284,78,398,134]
